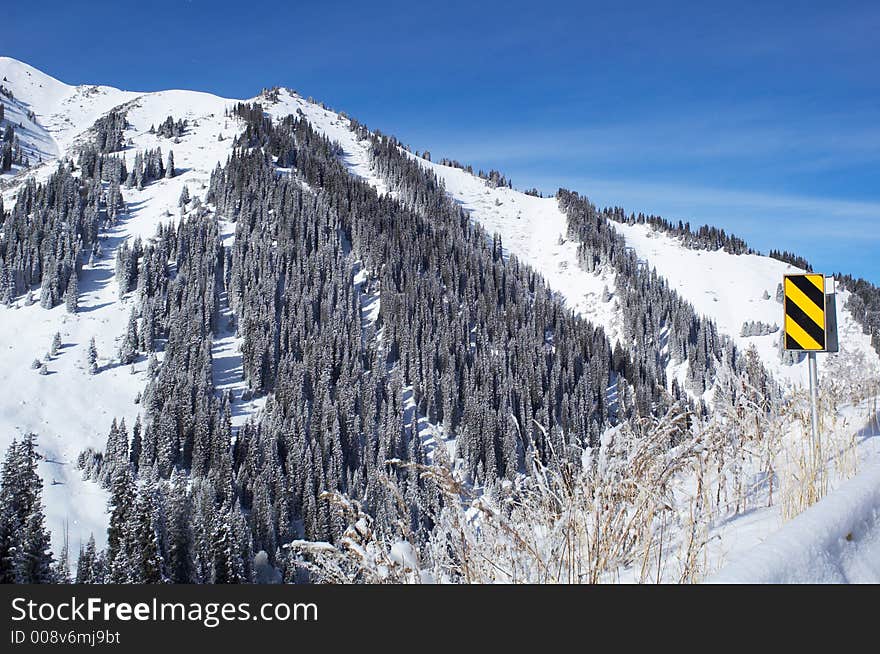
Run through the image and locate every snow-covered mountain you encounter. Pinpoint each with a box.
[1,57,878,581]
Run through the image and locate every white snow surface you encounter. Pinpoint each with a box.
[710,460,880,583]
[0,56,137,183]
[699,396,880,583]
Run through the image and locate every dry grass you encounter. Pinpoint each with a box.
[289,356,880,584]
[779,356,878,521]
[291,404,718,583]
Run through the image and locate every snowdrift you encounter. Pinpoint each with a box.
[710,462,880,583]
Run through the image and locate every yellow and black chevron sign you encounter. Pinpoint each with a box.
[784,273,826,351]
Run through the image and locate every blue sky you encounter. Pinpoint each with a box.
[7,0,880,283]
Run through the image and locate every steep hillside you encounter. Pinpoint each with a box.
[0,57,241,555]
[0,57,137,182]
[181,86,880,392]
[252,90,879,387]
[412,160,879,387]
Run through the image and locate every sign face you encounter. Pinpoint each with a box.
[784,273,826,351]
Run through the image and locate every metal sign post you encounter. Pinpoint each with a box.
[808,351,820,463]
[782,273,838,465]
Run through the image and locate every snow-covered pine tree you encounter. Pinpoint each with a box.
[53,523,72,584]
[166,470,195,583]
[118,309,139,365]
[211,510,246,584]
[87,337,99,375]
[64,272,78,313]
[106,469,136,583]
[129,485,166,583]
[178,184,190,211]
[129,415,142,473]
[0,434,55,583]
[75,534,105,584]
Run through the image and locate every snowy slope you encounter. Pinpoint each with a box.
[266,90,879,389]
[0,57,242,557]
[259,91,623,344]
[260,89,390,196]
[409,163,880,388]
[259,91,463,465]
[413,161,623,344]
[1,56,67,175]
[614,221,880,385]
[0,82,58,175]
[272,91,879,389]
[0,56,138,185]
[710,459,880,583]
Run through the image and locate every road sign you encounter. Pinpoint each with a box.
[783,273,826,351]
[782,272,839,472]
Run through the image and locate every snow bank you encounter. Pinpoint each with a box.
[709,462,880,583]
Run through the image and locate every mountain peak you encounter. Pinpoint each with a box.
[0,56,72,103]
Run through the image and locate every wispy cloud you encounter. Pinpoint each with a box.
[550,177,880,233]
[424,109,880,175]
[409,98,880,280]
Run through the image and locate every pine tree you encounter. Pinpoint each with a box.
[87,337,99,375]
[64,273,78,314]
[101,418,130,486]
[211,510,245,584]
[130,488,165,583]
[178,185,190,210]
[19,503,54,582]
[0,441,18,582]
[130,415,143,473]
[0,434,54,583]
[53,523,72,583]
[106,469,136,583]
[167,471,194,583]
[119,309,139,365]
[39,272,55,309]
[75,534,104,583]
